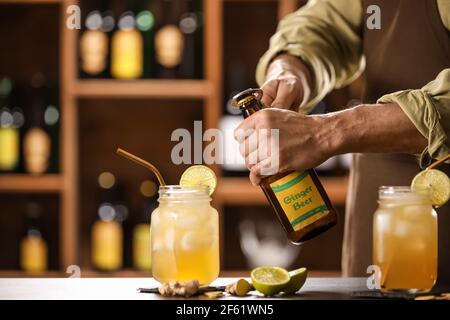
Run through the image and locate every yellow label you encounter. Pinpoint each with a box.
[111,29,143,79]
[20,235,48,273]
[91,220,123,271]
[133,224,152,271]
[270,171,329,231]
[0,128,19,170]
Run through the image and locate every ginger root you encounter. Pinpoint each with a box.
[158,280,200,297]
[225,279,253,297]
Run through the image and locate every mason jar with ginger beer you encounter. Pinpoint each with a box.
[373,186,437,293]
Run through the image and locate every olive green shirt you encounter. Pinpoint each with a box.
[256,0,450,165]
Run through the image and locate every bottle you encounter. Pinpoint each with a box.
[91,171,124,271]
[135,0,156,78]
[44,85,60,173]
[132,179,157,271]
[178,0,203,78]
[79,6,109,77]
[232,88,338,243]
[20,202,48,273]
[111,9,143,79]
[0,77,23,171]
[23,73,51,175]
[101,7,116,79]
[154,0,185,78]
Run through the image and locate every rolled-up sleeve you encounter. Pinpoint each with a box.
[378,69,450,167]
[256,0,365,113]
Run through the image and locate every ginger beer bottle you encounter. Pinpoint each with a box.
[232,88,337,244]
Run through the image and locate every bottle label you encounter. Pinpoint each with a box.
[155,25,185,68]
[23,127,50,174]
[20,236,48,273]
[133,224,152,271]
[80,30,108,75]
[92,220,123,271]
[270,171,330,231]
[0,127,19,170]
[111,29,143,79]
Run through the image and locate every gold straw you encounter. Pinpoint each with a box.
[116,148,166,186]
[427,153,450,170]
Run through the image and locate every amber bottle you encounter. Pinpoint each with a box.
[232,88,337,244]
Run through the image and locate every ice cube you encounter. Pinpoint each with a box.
[176,212,200,229]
[180,231,201,251]
[152,237,164,252]
[164,228,175,251]
[394,221,410,238]
[151,209,160,227]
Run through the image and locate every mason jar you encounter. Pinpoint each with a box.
[150,185,219,285]
[373,186,437,293]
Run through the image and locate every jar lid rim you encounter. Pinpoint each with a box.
[378,186,431,200]
[158,185,210,198]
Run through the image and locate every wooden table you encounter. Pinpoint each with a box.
[0,277,368,300]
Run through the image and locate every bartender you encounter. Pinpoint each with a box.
[235,0,450,282]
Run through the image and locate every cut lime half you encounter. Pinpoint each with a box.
[283,267,307,294]
[251,266,290,296]
[411,169,450,207]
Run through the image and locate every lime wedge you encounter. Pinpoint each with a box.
[283,267,307,295]
[411,169,450,207]
[179,165,217,195]
[251,266,290,296]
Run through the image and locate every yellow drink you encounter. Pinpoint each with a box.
[373,187,437,293]
[151,186,219,285]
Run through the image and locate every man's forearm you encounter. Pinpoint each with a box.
[322,103,428,156]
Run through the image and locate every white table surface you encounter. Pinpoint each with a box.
[0,277,367,300]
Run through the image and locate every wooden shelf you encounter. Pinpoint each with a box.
[0,0,61,4]
[0,174,63,193]
[217,176,349,205]
[72,79,212,99]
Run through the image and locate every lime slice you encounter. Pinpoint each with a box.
[411,169,450,207]
[179,165,217,195]
[251,266,290,296]
[283,267,307,295]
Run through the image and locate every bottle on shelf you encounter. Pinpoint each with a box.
[232,89,338,244]
[111,7,143,79]
[178,0,203,79]
[0,77,24,172]
[154,0,185,78]
[135,0,156,78]
[132,179,158,271]
[44,85,60,173]
[91,171,124,271]
[23,73,52,175]
[79,6,109,78]
[20,202,48,273]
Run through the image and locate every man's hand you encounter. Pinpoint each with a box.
[234,108,332,185]
[233,102,428,186]
[261,54,312,110]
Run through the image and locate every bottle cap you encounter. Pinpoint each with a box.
[86,11,103,30]
[231,88,263,109]
[118,11,136,31]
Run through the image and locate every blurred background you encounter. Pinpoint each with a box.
[0,0,363,277]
